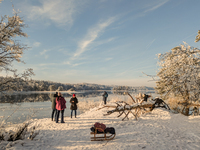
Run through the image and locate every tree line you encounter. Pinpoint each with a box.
[0,76,112,92]
[0,91,108,103]
[112,86,154,91]
[0,76,155,92]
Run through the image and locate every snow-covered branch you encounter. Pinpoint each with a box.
[195,30,200,42]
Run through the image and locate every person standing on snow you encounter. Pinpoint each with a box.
[51,92,58,121]
[55,92,66,123]
[70,94,78,118]
[102,91,108,105]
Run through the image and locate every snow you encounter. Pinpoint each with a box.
[1,106,200,150]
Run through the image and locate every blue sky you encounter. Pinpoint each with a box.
[0,0,200,87]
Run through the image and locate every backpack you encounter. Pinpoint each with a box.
[104,127,115,134]
[105,93,108,97]
[94,122,106,132]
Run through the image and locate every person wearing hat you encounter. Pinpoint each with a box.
[70,94,78,118]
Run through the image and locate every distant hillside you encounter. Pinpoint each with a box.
[0,76,154,92]
[0,76,112,92]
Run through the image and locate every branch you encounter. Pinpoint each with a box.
[123,92,136,103]
[142,72,158,81]
[101,102,154,121]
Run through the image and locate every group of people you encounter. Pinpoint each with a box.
[51,92,78,123]
[51,91,108,123]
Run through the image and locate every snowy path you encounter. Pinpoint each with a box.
[3,108,200,150]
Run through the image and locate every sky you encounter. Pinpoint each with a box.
[0,0,200,87]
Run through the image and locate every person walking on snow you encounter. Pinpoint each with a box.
[56,92,66,123]
[70,94,78,118]
[102,91,108,105]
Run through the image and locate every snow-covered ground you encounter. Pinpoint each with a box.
[1,105,200,150]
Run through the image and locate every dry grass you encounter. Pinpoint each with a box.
[28,126,39,140]
[78,95,135,112]
[109,95,134,105]
[78,99,101,112]
[0,122,39,142]
[167,95,191,114]
[167,96,185,110]
[8,123,29,141]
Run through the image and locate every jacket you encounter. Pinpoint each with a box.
[56,96,66,110]
[70,97,78,110]
[51,94,57,109]
[52,97,56,109]
[102,92,108,101]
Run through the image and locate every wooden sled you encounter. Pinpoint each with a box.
[90,128,116,141]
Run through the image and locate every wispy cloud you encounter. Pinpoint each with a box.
[105,58,113,61]
[62,61,85,67]
[24,0,85,27]
[111,0,170,30]
[146,39,156,50]
[144,0,170,13]
[33,42,41,47]
[72,63,85,67]
[93,37,118,47]
[38,63,56,66]
[40,49,49,59]
[40,49,48,55]
[73,17,116,58]
[182,32,197,41]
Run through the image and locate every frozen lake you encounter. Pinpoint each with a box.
[0,90,157,125]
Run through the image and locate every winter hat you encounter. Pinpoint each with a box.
[73,94,76,97]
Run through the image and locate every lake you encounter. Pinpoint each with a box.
[0,90,157,126]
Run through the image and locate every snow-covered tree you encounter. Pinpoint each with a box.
[195,30,200,42]
[49,84,56,91]
[155,42,200,102]
[0,3,34,94]
[57,86,64,91]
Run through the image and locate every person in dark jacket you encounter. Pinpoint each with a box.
[70,94,78,118]
[102,91,108,105]
[51,92,58,121]
[56,92,66,123]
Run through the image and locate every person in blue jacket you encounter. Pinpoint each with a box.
[102,91,108,105]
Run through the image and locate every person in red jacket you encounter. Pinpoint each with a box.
[55,92,66,123]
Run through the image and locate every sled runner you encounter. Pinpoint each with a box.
[90,127,116,141]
